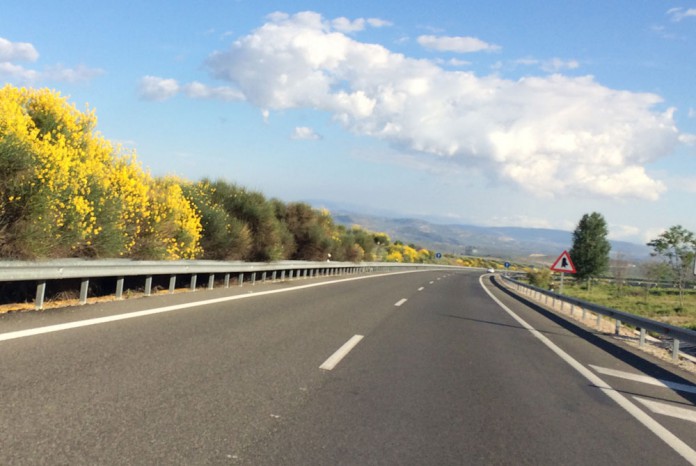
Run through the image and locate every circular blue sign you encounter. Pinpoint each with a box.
[436,252,442,259]
[504,262,511,268]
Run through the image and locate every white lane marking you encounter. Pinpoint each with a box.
[395,298,408,307]
[591,365,696,395]
[0,271,425,343]
[429,281,434,284]
[479,276,696,465]
[635,398,696,424]
[319,335,364,371]
[418,287,425,291]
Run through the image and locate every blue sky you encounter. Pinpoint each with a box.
[2,1,695,246]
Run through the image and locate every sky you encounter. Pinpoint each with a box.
[1,1,695,245]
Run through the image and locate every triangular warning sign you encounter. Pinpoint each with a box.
[550,250,576,273]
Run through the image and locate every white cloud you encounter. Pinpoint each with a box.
[0,37,102,84]
[199,11,681,200]
[367,18,393,28]
[417,34,500,53]
[291,126,321,140]
[447,58,471,66]
[667,7,696,21]
[332,17,366,33]
[138,76,243,102]
[679,133,696,145]
[484,215,553,229]
[607,224,641,240]
[514,57,580,72]
[0,37,38,62]
[138,76,180,101]
[43,64,104,83]
[182,81,244,101]
[541,58,580,72]
[0,61,39,81]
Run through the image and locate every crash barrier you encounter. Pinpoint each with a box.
[0,259,459,311]
[500,275,696,362]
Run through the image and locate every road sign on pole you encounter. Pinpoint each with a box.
[550,251,576,274]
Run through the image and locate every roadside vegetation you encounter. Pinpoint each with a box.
[550,278,696,331]
[0,85,519,270]
[522,213,696,330]
[0,85,436,263]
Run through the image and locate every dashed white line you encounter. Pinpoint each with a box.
[395,298,408,307]
[319,335,364,371]
[418,287,425,291]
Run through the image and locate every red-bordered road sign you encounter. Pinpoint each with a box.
[550,250,576,274]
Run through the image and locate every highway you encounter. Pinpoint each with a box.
[1,269,695,465]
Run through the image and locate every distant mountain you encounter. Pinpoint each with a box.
[328,210,651,264]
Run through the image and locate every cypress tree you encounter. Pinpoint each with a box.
[569,212,611,283]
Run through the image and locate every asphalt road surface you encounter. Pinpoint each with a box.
[1,269,695,465]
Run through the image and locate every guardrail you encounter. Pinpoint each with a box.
[0,259,459,311]
[500,275,696,361]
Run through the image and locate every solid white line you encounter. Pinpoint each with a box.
[0,271,423,343]
[635,398,696,424]
[319,335,364,371]
[479,276,696,465]
[590,365,696,395]
[395,298,408,307]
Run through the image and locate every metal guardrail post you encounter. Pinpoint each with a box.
[261,272,267,283]
[190,274,197,291]
[144,276,152,297]
[80,278,89,305]
[224,273,230,288]
[673,340,680,361]
[238,273,244,286]
[116,277,124,300]
[35,281,46,310]
[208,274,215,290]
[169,275,176,293]
[640,328,646,347]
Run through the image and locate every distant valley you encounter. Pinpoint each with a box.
[328,210,652,265]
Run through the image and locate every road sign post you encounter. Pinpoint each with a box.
[550,250,576,294]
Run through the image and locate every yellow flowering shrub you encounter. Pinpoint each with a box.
[0,85,202,259]
[386,250,403,262]
[129,176,202,260]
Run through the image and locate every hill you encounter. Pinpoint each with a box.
[329,211,651,265]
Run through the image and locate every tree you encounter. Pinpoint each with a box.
[569,212,611,284]
[647,225,696,309]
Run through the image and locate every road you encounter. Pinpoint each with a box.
[1,269,695,465]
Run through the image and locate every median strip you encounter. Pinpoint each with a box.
[319,335,364,371]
